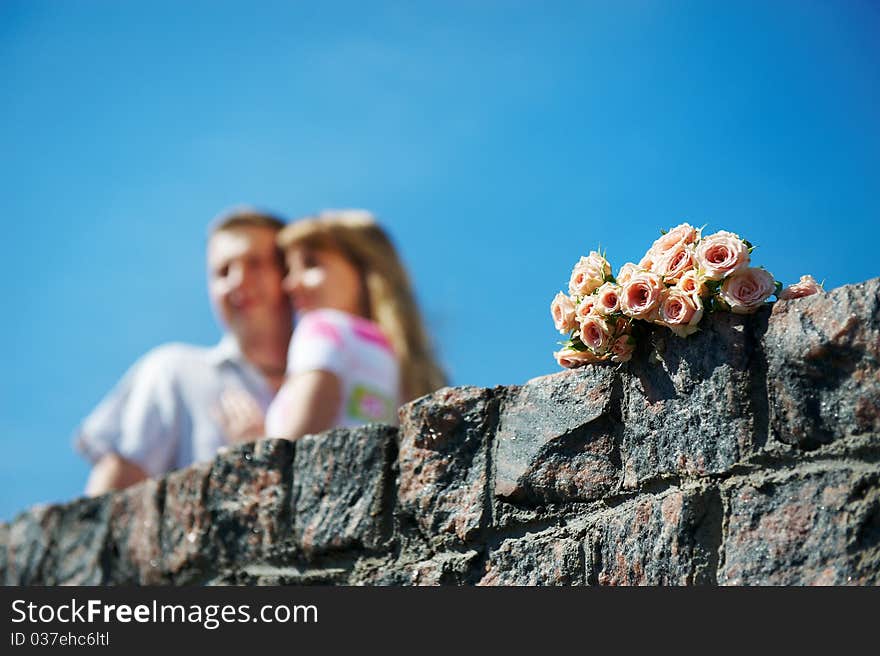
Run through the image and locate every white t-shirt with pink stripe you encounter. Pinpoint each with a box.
[266,308,400,432]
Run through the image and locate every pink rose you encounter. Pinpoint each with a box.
[611,335,636,363]
[554,347,600,369]
[620,271,664,319]
[579,314,612,354]
[658,289,704,337]
[718,267,776,314]
[550,292,577,334]
[694,230,750,281]
[575,295,596,323]
[655,242,696,283]
[677,269,708,298]
[595,282,621,314]
[616,262,640,285]
[568,252,611,296]
[649,222,700,257]
[779,275,824,300]
[638,251,655,272]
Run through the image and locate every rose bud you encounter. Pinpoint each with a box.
[611,334,636,363]
[554,347,600,369]
[779,275,824,300]
[569,251,611,296]
[677,269,709,298]
[550,291,577,334]
[616,262,640,285]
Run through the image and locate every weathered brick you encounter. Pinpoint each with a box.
[719,467,880,585]
[494,368,620,504]
[620,310,768,487]
[587,486,722,585]
[398,387,496,542]
[764,278,880,449]
[292,425,394,557]
[479,528,585,585]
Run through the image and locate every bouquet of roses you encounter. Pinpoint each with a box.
[551,222,823,369]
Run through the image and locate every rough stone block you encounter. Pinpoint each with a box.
[292,425,395,557]
[398,387,497,542]
[494,368,620,504]
[160,461,213,581]
[620,310,768,487]
[4,505,62,584]
[104,478,165,584]
[719,467,880,585]
[160,439,295,581]
[207,438,294,563]
[14,497,111,585]
[353,550,481,585]
[587,486,722,585]
[764,278,880,449]
[478,528,585,585]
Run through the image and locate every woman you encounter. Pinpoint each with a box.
[257,209,445,440]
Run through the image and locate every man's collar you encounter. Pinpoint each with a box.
[207,334,244,366]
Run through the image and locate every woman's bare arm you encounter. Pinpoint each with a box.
[85,452,149,496]
[265,370,343,441]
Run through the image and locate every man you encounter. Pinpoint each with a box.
[75,208,292,495]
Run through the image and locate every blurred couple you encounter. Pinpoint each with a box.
[76,208,446,496]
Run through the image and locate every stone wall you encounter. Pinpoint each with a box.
[3,278,878,585]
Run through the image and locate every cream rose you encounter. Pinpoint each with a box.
[568,251,611,296]
[779,275,824,300]
[619,271,664,319]
[578,315,612,354]
[677,269,708,298]
[657,289,704,337]
[718,267,776,314]
[550,292,577,334]
[694,230,749,280]
[616,262,640,285]
[595,282,621,315]
[611,335,636,363]
[655,242,696,283]
[575,295,597,323]
[554,347,600,369]
[649,222,700,257]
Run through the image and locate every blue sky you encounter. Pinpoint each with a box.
[2,0,878,521]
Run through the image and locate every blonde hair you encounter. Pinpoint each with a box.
[277,209,446,403]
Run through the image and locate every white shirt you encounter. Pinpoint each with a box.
[74,336,274,477]
[265,309,400,433]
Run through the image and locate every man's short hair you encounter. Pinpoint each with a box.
[208,207,286,237]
